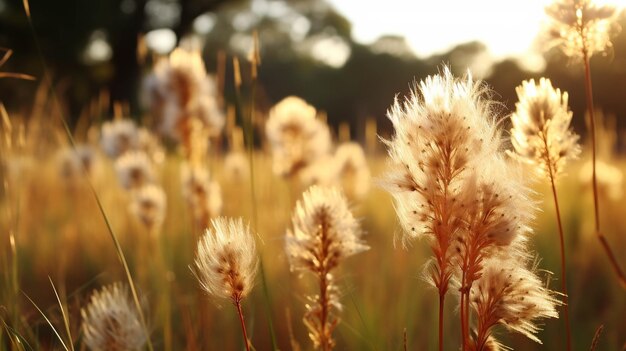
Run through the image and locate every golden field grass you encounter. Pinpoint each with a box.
[2,139,626,350]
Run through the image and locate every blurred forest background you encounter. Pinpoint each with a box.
[1,0,626,144]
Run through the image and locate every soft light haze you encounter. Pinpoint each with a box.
[330,0,626,71]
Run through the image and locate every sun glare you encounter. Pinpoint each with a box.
[330,0,625,71]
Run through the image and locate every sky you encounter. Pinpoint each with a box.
[329,0,626,71]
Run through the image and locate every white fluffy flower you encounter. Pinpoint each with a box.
[266,96,331,177]
[130,184,167,232]
[81,283,147,351]
[286,185,368,272]
[194,217,259,301]
[101,119,138,159]
[114,151,155,190]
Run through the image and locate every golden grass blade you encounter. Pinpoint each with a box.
[1,320,33,351]
[22,292,69,351]
[20,1,154,349]
[48,278,74,351]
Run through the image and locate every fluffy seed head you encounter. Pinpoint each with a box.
[266,96,331,177]
[452,155,535,269]
[334,142,371,200]
[286,185,368,273]
[194,217,259,301]
[81,283,147,351]
[130,184,167,233]
[181,163,222,225]
[223,151,250,182]
[545,0,619,58]
[114,151,155,190]
[470,258,560,344]
[144,48,224,140]
[510,78,580,177]
[382,66,501,244]
[56,144,98,182]
[101,119,138,159]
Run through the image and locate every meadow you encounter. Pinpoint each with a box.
[2,0,626,350]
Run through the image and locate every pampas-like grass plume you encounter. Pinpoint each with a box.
[266,96,331,178]
[510,77,579,350]
[114,151,155,190]
[144,48,224,141]
[101,119,138,159]
[510,78,580,176]
[286,185,368,350]
[193,217,258,351]
[81,283,148,351]
[382,66,501,350]
[194,217,258,301]
[181,163,222,229]
[469,258,560,348]
[130,184,167,234]
[545,0,619,59]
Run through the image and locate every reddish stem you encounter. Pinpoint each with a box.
[582,48,626,290]
[547,165,572,351]
[438,292,444,351]
[235,298,251,351]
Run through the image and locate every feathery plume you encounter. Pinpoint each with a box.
[100,119,138,159]
[469,258,560,348]
[286,185,368,350]
[114,151,155,190]
[56,144,98,183]
[137,127,165,165]
[382,67,499,308]
[143,48,224,141]
[223,151,250,182]
[266,96,331,178]
[510,77,578,350]
[334,142,371,200]
[510,78,580,177]
[194,217,258,301]
[181,163,222,228]
[130,184,167,234]
[81,283,147,351]
[193,217,258,351]
[545,0,619,59]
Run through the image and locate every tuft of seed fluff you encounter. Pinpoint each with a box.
[194,217,258,302]
[114,151,156,190]
[286,185,368,350]
[265,96,331,178]
[470,257,560,347]
[381,66,502,298]
[81,283,147,351]
[100,119,139,159]
[509,78,581,177]
[129,184,167,233]
[545,0,619,59]
[286,185,369,272]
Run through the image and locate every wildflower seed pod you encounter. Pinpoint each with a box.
[194,217,258,302]
[81,283,147,351]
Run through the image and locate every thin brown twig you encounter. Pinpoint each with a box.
[582,47,626,291]
[235,298,251,351]
[547,161,572,351]
[403,328,408,351]
[589,324,604,351]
